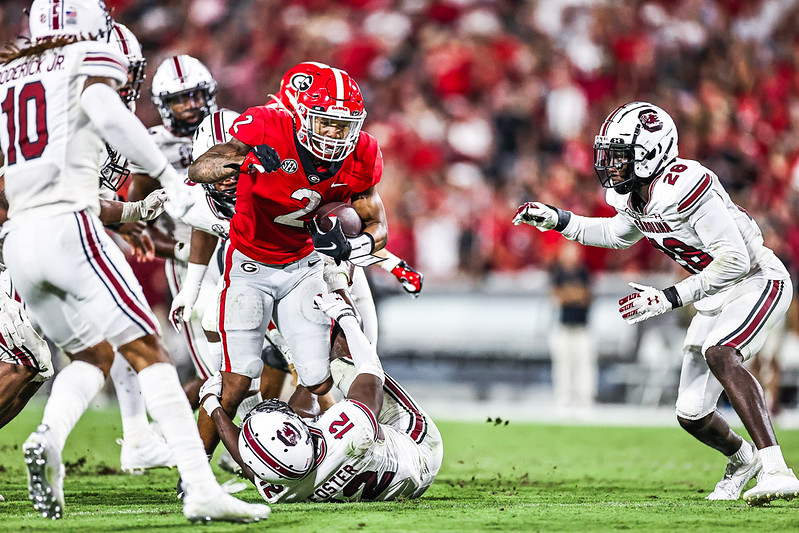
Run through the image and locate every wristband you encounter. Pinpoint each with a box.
[202,395,222,417]
[545,204,572,232]
[663,286,683,309]
[348,233,375,259]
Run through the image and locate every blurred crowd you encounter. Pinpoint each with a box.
[4,0,799,287]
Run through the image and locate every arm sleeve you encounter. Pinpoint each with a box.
[560,212,643,249]
[80,83,169,177]
[673,192,751,306]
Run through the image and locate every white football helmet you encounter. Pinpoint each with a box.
[28,0,114,42]
[110,23,145,106]
[593,101,678,194]
[238,400,314,484]
[193,109,240,219]
[151,55,217,137]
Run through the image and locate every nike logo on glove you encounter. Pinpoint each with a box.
[316,244,339,251]
[330,182,347,188]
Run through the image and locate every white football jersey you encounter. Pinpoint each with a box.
[255,361,442,503]
[128,125,195,242]
[178,187,230,238]
[596,157,787,312]
[0,40,127,228]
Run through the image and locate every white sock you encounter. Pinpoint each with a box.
[110,353,150,445]
[41,360,105,452]
[138,363,219,495]
[729,440,754,466]
[759,445,789,473]
[206,341,222,373]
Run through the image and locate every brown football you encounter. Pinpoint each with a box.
[314,202,363,237]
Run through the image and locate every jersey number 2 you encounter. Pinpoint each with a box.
[273,189,322,228]
[1,81,48,165]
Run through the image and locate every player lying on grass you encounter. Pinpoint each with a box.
[514,101,799,506]
[199,290,443,502]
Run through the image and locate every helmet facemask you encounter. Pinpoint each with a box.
[119,58,145,106]
[202,176,237,220]
[99,143,130,191]
[594,124,645,195]
[156,87,216,137]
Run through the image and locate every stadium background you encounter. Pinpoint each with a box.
[3,0,799,418]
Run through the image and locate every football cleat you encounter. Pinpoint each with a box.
[743,468,799,506]
[23,425,65,519]
[118,427,176,473]
[183,489,270,523]
[706,444,761,500]
[392,260,423,296]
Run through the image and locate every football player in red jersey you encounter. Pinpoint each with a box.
[189,64,388,457]
[514,101,799,505]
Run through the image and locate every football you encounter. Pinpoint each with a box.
[314,202,363,237]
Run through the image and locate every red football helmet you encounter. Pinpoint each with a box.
[284,66,366,162]
[272,61,330,110]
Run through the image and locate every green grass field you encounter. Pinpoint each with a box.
[2,404,798,532]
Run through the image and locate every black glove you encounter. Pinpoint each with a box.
[236,144,281,174]
[309,217,351,263]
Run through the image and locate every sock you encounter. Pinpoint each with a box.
[41,361,105,452]
[759,445,789,473]
[110,353,150,445]
[138,363,219,495]
[206,341,223,373]
[236,390,262,420]
[729,440,754,466]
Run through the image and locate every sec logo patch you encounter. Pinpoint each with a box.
[281,159,298,173]
[240,262,260,274]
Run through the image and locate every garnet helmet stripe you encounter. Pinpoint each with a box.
[113,25,129,54]
[172,56,185,81]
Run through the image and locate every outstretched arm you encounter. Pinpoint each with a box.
[189,138,251,184]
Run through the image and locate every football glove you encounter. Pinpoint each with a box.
[392,260,423,297]
[119,189,169,223]
[309,216,351,263]
[199,373,223,400]
[169,262,207,332]
[0,296,31,350]
[619,282,672,325]
[242,144,281,174]
[313,292,356,322]
[512,202,571,232]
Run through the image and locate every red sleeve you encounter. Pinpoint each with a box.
[229,106,269,147]
[351,132,383,192]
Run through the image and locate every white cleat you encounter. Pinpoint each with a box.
[183,489,270,524]
[118,428,176,473]
[743,468,799,506]
[706,444,761,501]
[23,425,65,519]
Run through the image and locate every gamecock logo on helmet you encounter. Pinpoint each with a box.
[638,110,663,132]
[276,423,301,446]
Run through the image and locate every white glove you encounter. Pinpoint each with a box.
[322,256,353,292]
[119,189,169,223]
[512,202,559,232]
[619,282,673,325]
[313,292,356,322]
[0,295,31,350]
[199,372,223,400]
[168,262,206,332]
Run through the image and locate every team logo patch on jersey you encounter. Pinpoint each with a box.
[308,174,321,184]
[211,223,227,236]
[638,110,663,132]
[240,262,260,274]
[277,422,301,446]
[281,159,298,173]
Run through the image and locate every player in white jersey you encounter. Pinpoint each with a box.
[514,101,799,506]
[0,0,268,523]
[126,54,220,401]
[199,289,442,503]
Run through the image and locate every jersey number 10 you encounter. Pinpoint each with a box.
[1,81,49,165]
